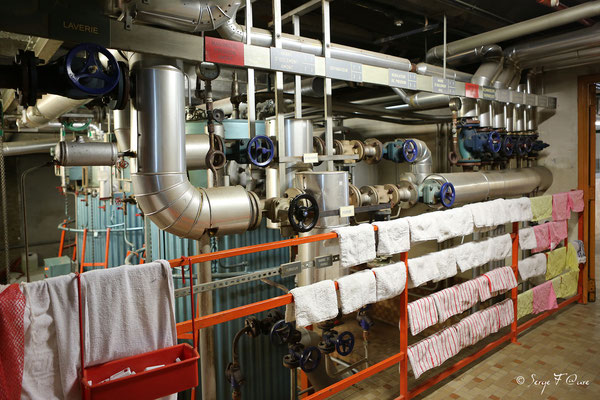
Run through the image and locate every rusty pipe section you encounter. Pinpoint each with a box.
[130,54,260,238]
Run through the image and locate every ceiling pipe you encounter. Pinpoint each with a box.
[536,0,595,26]
[1,137,58,156]
[388,88,457,111]
[426,0,600,62]
[415,63,473,83]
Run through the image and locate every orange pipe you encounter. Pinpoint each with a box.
[104,228,111,269]
[58,219,67,257]
[79,229,88,274]
[399,253,409,399]
[510,223,519,343]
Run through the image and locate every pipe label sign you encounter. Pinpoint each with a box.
[389,69,417,89]
[465,83,479,98]
[339,206,355,218]
[481,87,496,100]
[270,48,316,75]
[432,78,456,95]
[205,37,244,66]
[326,58,363,82]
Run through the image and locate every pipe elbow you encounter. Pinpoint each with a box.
[217,18,246,42]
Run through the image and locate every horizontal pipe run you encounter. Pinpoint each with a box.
[1,138,58,156]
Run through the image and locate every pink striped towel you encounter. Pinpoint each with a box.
[430,287,462,323]
[532,224,550,253]
[532,281,558,314]
[407,296,438,336]
[567,190,584,213]
[552,192,570,221]
[549,220,568,250]
[474,275,495,301]
[455,310,489,348]
[407,326,461,379]
[456,280,480,313]
[484,266,518,294]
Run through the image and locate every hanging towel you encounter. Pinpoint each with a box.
[517,290,534,319]
[557,270,579,299]
[407,253,442,287]
[488,199,511,226]
[567,189,584,212]
[532,224,550,253]
[407,213,439,242]
[565,244,579,272]
[0,284,26,400]
[434,327,461,364]
[407,326,460,379]
[552,192,570,221]
[289,280,339,327]
[532,281,558,314]
[433,248,458,282]
[456,279,480,312]
[495,299,514,329]
[474,275,494,302]
[572,239,587,264]
[549,220,568,250]
[546,247,567,280]
[454,240,490,272]
[518,254,547,281]
[436,207,474,242]
[431,286,462,323]
[487,234,513,262]
[530,195,552,222]
[466,202,496,228]
[333,224,376,268]
[407,296,438,336]
[372,218,410,256]
[507,197,533,223]
[519,227,537,250]
[455,310,488,348]
[484,266,518,294]
[337,270,377,315]
[550,275,562,297]
[372,262,406,302]
[81,261,177,367]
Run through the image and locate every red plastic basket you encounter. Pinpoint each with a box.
[77,259,200,400]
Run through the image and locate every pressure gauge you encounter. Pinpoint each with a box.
[196,62,220,80]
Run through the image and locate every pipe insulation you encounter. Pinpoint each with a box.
[18,94,91,129]
[411,139,433,185]
[130,54,261,239]
[1,138,58,156]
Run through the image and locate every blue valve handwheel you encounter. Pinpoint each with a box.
[439,182,456,208]
[487,131,502,153]
[65,43,120,96]
[300,346,321,373]
[516,136,532,156]
[402,139,418,163]
[269,320,291,346]
[502,136,514,157]
[247,135,275,167]
[335,331,355,356]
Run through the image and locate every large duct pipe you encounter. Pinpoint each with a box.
[130,54,261,238]
[411,139,433,185]
[423,166,553,204]
[389,88,458,111]
[113,106,130,152]
[415,63,473,83]
[1,138,58,156]
[18,95,91,129]
[443,44,504,67]
[426,0,600,61]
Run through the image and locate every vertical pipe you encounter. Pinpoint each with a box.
[399,252,409,399]
[443,14,447,79]
[104,228,111,269]
[293,15,303,119]
[510,222,519,343]
[80,229,88,274]
[246,0,256,138]
[273,0,287,194]
[577,211,586,304]
[198,236,216,399]
[322,0,334,171]
[59,220,67,257]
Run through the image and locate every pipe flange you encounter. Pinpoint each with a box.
[313,136,326,155]
[396,180,418,209]
[333,139,343,156]
[247,190,263,230]
[363,138,383,164]
[348,184,362,207]
[360,185,379,205]
[384,184,402,208]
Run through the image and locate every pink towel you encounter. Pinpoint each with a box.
[495,299,515,329]
[455,310,489,347]
[456,280,479,313]
[474,275,494,301]
[532,281,558,314]
[549,220,568,249]
[407,326,460,379]
[431,287,462,323]
[532,224,550,253]
[407,296,438,336]
[567,190,584,213]
[552,192,570,221]
[484,266,518,294]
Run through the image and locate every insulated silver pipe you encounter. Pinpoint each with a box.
[130,54,261,239]
[113,106,130,152]
[18,95,91,129]
[443,44,504,66]
[415,63,473,82]
[411,139,433,185]
[185,134,210,170]
[1,138,58,156]
[54,141,118,166]
[426,0,600,61]
[390,88,452,111]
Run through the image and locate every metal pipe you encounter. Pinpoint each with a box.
[1,137,58,156]
[443,44,504,66]
[53,141,118,166]
[415,63,473,82]
[426,0,600,61]
[113,106,130,152]
[389,88,452,111]
[185,134,210,170]
[18,94,91,128]
[411,139,433,185]
[130,54,261,239]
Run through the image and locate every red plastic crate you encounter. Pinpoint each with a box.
[81,343,199,400]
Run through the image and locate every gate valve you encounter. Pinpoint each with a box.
[357,307,374,340]
[438,182,456,208]
[402,139,419,162]
[269,320,294,345]
[318,330,338,354]
[260,310,284,335]
[282,343,303,369]
[247,135,275,167]
[65,43,120,97]
[244,316,262,338]
[486,131,502,154]
[288,193,319,233]
[225,362,244,398]
[501,135,514,157]
[283,344,322,372]
[335,331,355,356]
[516,136,533,156]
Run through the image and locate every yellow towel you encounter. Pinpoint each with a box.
[546,247,567,280]
[557,270,579,299]
[531,195,552,221]
[565,243,579,272]
[517,289,533,319]
[551,275,561,296]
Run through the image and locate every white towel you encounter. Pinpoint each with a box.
[81,261,177,367]
[289,280,339,327]
[407,296,438,336]
[430,286,462,323]
[407,253,442,287]
[436,207,474,242]
[407,212,439,242]
[372,262,407,301]
[466,201,497,228]
[372,218,410,256]
[507,197,533,223]
[487,234,512,262]
[333,224,377,268]
[337,270,377,314]
[453,240,490,272]
[519,227,537,250]
[489,199,511,226]
[518,254,547,281]
[433,248,458,282]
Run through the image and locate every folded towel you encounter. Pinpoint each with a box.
[337,270,377,315]
[518,254,547,281]
[407,296,438,336]
[433,248,458,282]
[572,239,587,264]
[81,261,177,367]
[466,202,496,228]
[567,190,584,212]
[517,290,534,319]
[333,224,377,268]
[407,253,442,287]
[0,284,26,400]
[487,234,512,262]
[454,240,490,272]
[507,197,533,222]
[552,192,570,221]
[407,213,439,242]
[565,244,579,272]
[373,262,407,301]
[431,286,462,323]
[546,247,567,280]
[557,270,579,299]
[532,281,558,314]
[456,280,480,312]
[484,266,518,294]
[530,195,552,222]
[436,207,474,242]
[474,275,494,302]
[532,224,550,253]
[407,326,460,379]
[549,220,568,250]
[372,218,410,256]
[289,280,339,328]
[518,227,537,250]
